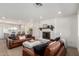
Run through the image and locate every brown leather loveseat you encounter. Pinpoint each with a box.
[6,34,35,49]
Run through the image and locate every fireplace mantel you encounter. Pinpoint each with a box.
[41,29,53,32]
[39,25,54,31]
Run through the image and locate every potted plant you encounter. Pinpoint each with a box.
[28,28,33,35]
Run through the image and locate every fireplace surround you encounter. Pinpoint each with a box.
[42,32,50,39]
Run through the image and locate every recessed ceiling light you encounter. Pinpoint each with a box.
[1,16,6,19]
[40,16,43,19]
[58,11,62,14]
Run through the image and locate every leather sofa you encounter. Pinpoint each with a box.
[44,41,65,56]
[6,34,35,49]
[22,41,66,56]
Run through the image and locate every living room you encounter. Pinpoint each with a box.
[0,3,79,56]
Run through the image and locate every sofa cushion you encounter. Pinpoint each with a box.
[48,41,56,46]
[19,35,26,40]
[44,41,61,55]
[9,35,16,40]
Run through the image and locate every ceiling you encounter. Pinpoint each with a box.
[0,3,78,22]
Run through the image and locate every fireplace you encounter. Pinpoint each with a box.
[42,32,50,39]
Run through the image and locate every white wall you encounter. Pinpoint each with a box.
[33,15,77,48]
[55,15,77,48]
[78,9,79,51]
[32,21,40,39]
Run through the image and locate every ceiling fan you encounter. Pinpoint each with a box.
[33,3,43,8]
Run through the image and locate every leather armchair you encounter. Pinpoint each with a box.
[44,41,66,56]
[23,48,36,56]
